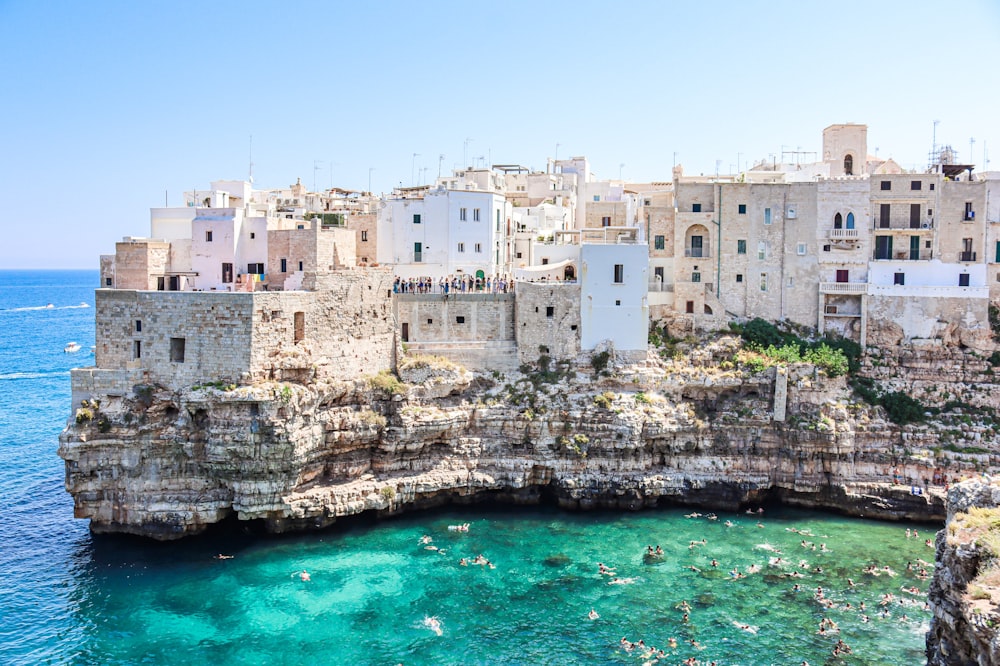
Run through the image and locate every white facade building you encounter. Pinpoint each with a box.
[580,237,649,353]
[377,182,513,280]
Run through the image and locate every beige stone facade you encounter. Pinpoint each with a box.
[514,282,581,363]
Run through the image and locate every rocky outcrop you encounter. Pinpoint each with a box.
[927,479,1000,665]
[58,338,975,540]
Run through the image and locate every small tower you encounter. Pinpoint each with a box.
[822,124,868,176]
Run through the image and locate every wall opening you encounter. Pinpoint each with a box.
[294,312,305,343]
[169,337,186,363]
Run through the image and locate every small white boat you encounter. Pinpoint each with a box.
[64,342,81,353]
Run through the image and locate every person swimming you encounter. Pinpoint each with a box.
[298,570,311,582]
[588,609,599,620]
[423,616,443,636]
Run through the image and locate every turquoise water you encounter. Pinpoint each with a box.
[1,271,935,665]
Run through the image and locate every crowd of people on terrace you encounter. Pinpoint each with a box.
[392,274,513,295]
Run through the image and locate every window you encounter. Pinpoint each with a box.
[457,242,465,253]
[293,312,305,343]
[615,300,621,306]
[475,243,482,253]
[692,272,701,283]
[995,240,1000,263]
[894,272,905,285]
[764,208,772,225]
[760,273,768,292]
[874,235,892,260]
[685,301,694,313]
[692,203,702,213]
[593,195,600,202]
[738,204,747,214]
[959,274,970,287]
[910,204,921,228]
[601,216,611,227]
[105,277,112,286]
[846,212,855,229]
[757,241,766,260]
[206,230,213,241]
[427,318,433,325]
[836,270,849,283]
[361,230,368,242]
[823,244,831,252]
[250,232,255,239]
[613,264,624,283]
[654,235,665,250]
[248,263,264,274]
[414,242,422,262]
[281,258,287,273]
[456,316,465,324]
[844,154,853,175]
[296,261,302,271]
[413,214,421,224]
[797,243,807,255]
[222,262,233,283]
[516,252,522,259]
[133,340,141,360]
[736,274,743,283]
[834,213,843,229]
[135,320,142,332]
[879,204,890,228]
[546,306,554,317]
[654,267,664,281]
[880,180,891,190]
[965,202,975,220]
[169,337,185,363]
[473,208,480,222]
[911,180,922,190]
[787,277,794,287]
[541,258,549,265]
[460,208,467,221]
[737,239,746,254]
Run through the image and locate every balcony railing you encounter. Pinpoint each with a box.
[819,282,867,294]
[828,228,860,240]
[684,247,708,258]
[960,251,978,262]
[875,218,934,230]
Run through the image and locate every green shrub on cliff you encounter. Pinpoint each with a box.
[368,370,406,396]
[734,318,855,377]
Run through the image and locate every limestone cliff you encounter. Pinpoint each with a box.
[59,335,998,541]
[928,479,1000,665]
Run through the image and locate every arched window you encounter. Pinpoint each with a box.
[846,212,855,229]
[834,213,843,229]
[844,155,853,175]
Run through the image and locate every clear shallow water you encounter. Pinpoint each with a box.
[0,270,935,665]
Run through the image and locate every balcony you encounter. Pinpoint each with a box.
[819,282,867,294]
[684,247,709,258]
[828,228,860,240]
[874,218,933,231]
[960,251,978,263]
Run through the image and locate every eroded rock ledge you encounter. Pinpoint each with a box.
[927,479,1000,665]
[58,337,983,541]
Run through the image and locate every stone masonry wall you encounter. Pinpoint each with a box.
[95,290,255,391]
[514,282,581,363]
[395,293,515,344]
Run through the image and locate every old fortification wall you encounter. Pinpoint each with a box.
[514,282,581,363]
[90,268,394,393]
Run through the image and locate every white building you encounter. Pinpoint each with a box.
[580,230,649,355]
[377,177,513,280]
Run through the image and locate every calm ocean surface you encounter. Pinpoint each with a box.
[1,269,936,666]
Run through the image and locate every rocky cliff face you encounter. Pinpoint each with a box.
[59,337,976,540]
[927,480,1000,665]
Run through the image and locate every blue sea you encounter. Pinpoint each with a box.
[1,269,935,665]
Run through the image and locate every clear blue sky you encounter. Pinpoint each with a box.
[1,0,998,269]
